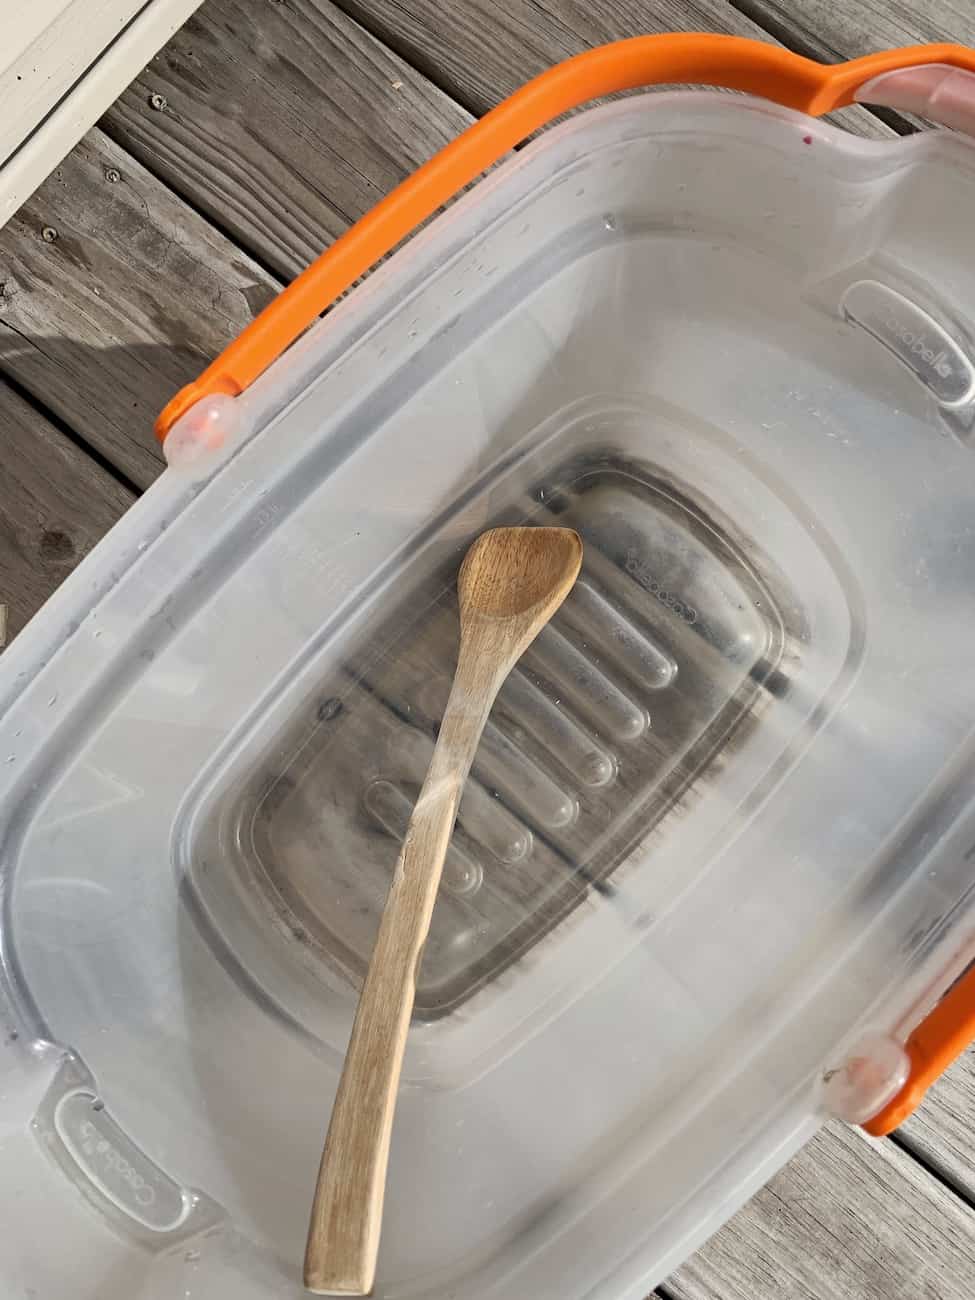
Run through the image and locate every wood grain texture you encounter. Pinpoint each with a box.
[727,0,974,64]
[102,0,474,280]
[305,528,582,1295]
[666,1121,975,1300]
[0,128,278,489]
[899,1047,975,1205]
[0,380,134,642]
[330,0,889,136]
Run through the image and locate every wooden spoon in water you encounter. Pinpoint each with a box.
[304,525,583,1295]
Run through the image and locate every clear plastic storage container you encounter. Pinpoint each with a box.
[4,33,975,1300]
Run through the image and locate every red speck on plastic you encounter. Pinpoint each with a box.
[802,133,813,144]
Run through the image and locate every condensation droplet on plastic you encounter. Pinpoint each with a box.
[5,755,14,764]
[603,213,617,231]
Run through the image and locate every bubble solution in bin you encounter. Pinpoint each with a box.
[3,86,975,1300]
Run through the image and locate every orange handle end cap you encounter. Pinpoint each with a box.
[155,375,240,443]
[862,960,975,1136]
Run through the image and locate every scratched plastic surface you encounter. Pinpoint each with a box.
[3,91,975,1300]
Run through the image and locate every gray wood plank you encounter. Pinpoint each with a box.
[334,0,772,111]
[899,1047,975,1206]
[102,0,474,280]
[727,0,974,65]
[0,128,278,489]
[100,0,887,292]
[0,381,134,642]
[329,0,887,135]
[666,1121,975,1300]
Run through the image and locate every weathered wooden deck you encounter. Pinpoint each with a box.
[2,2,974,1296]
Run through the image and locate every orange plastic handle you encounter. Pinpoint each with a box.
[863,960,975,1136]
[154,32,975,441]
[155,33,975,441]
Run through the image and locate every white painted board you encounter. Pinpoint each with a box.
[0,0,202,225]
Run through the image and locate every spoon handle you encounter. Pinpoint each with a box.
[303,646,501,1295]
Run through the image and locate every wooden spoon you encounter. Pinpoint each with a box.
[304,525,583,1295]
